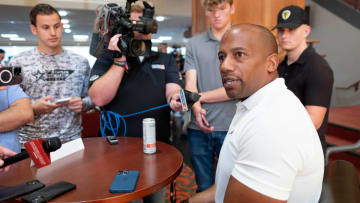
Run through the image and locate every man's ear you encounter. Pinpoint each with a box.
[266,53,278,73]
[303,25,311,38]
[230,4,235,15]
[30,24,37,36]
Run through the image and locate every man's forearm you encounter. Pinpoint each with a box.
[0,98,33,132]
[185,69,198,93]
[89,65,125,107]
[200,87,232,103]
[189,184,216,203]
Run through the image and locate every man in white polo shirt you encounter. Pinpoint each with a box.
[188,24,324,203]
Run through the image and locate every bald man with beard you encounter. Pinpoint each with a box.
[187,24,324,203]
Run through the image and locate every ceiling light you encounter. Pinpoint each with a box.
[59,10,68,17]
[61,19,69,24]
[73,35,88,42]
[151,39,163,43]
[155,16,166,22]
[159,36,172,41]
[64,29,72,33]
[10,37,26,41]
[1,34,19,38]
[63,24,71,29]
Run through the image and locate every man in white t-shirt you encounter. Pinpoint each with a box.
[188,24,324,203]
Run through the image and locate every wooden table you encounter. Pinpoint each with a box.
[0,137,183,202]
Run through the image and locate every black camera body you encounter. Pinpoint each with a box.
[0,67,22,86]
[90,0,158,58]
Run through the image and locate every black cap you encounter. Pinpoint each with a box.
[272,5,308,30]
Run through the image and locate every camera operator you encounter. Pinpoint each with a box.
[88,1,182,201]
[0,66,34,153]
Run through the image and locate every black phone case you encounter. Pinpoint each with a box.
[21,181,76,203]
[0,180,45,202]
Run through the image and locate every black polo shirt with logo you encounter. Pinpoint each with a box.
[90,51,181,143]
[278,46,334,150]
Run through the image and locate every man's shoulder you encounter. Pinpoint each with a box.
[303,51,333,74]
[11,49,36,60]
[188,31,208,44]
[63,49,88,63]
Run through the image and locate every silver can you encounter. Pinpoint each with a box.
[143,118,156,154]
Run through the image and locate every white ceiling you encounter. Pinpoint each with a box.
[0,0,192,46]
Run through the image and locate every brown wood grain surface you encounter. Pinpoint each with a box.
[0,137,183,202]
[328,105,360,132]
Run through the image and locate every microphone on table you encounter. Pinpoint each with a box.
[1,137,62,169]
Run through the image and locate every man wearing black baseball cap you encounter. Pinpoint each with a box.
[274,5,334,154]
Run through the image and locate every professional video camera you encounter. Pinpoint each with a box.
[0,67,22,86]
[90,0,158,58]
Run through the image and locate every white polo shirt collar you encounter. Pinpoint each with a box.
[237,78,285,111]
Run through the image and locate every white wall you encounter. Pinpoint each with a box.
[307,1,360,106]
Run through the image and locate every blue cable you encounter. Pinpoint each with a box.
[100,104,170,137]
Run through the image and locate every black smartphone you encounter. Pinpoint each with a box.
[0,180,45,202]
[106,136,118,145]
[22,181,76,203]
[109,170,139,193]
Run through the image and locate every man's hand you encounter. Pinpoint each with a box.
[0,145,16,172]
[169,93,182,112]
[32,96,61,114]
[108,34,122,52]
[193,103,214,133]
[67,97,83,113]
[108,34,127,62]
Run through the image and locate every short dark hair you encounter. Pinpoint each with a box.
[0,49,4,54]
[30,4,61,26]
[203,0,233,8]
[222,24,278,56]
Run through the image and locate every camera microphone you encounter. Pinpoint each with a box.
[1,137,61,169]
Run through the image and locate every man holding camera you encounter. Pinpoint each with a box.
[8,4,93,146]
[89,1,182,144]
[88,1,182,201]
